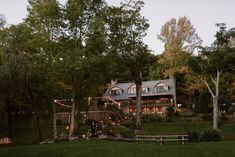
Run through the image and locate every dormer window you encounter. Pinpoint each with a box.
[155,83,169,92]
[128,85,149,94]
[110,87,123,96]
[142,86,149,94]
[128,85,136,94]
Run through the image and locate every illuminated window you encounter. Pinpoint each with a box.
[155,83,169,92]
[128,86,136,94]
[128,85,149,94]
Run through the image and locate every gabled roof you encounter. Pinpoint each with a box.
[103,77,176,101]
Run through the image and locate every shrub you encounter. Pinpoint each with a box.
[75,125,90,136]
[187,131,200,142]
[228,106,235,114]
[199,129,222,142]
[121,119,134,128]
[112,126,134,138]
[142,115,162,123]
[187,129,221,142]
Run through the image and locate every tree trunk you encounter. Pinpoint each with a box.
[213,70,220,130]
[135,72,142,129]
[6,97,12,139]
[52,101,57,141]
[69,89,76,138]
[28,85,43,142]
[200,70,221,130]
[212,96,219,130]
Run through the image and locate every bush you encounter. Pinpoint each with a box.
[142,115,162,123]
[199,129,222,142]
[188,129,222,142]
[228,106,235,114]
[112,126,134,138]
[201,114,212,121]
[75,125,90,136]
[121,120,134,129]
[187,131,200,142]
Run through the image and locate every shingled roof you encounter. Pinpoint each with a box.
[103,77,176,101]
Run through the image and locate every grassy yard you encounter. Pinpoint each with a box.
[1,119,235,157]
[1,140,235,157]
[142,120,235,141]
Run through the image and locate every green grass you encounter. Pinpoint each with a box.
[1,119,235,157]
[1,140,235,157]
[142,120,235,140]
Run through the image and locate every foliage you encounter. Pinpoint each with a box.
[106,0,151,128]
[157,16,202,77]
[188,129,221,142]
[228,106,235,114]
[111,126,134,138]
[142,114,162,123]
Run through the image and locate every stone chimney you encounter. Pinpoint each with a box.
[111,79,117,86]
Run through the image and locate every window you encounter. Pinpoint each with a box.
[128,86,136,94]
[155,83,169,92]
[142,86,149,94]
[128,85,149,94]
[110,87,123,96]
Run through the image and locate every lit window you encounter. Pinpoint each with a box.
[128,86,136,94]
[155,84,169,92]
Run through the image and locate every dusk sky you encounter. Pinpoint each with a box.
[1,0,235,53]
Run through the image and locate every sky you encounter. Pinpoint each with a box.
[0,0,235,54]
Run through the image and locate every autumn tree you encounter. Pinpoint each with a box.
[157,16,202,77]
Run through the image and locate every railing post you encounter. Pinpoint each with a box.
[182,136,185,145]
[160,136,164,145]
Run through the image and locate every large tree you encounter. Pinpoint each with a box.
[61,0,107,137]
[157,16,202,77]
[106,0,150,128]
[189,24,235,130]
[25,0,63,141]
[0,24,32,139]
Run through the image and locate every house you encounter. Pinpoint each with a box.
[102,77,177,115]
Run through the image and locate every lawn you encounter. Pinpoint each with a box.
[142,120,235,141]
[1,140,235,157]
[1,119,235,157]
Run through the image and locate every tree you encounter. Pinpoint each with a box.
[0,24,32,139]
[106,0,150,128]
[25,0,63,141]
[0,14,6,29]
[61,0,107,137]
[158,16,202,77]
[189,24,235,130]
[154,17,202,109]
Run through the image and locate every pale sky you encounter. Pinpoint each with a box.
[1,0,235,54]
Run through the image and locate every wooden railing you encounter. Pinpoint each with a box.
[135,134,189,145]
[0,137,12,145]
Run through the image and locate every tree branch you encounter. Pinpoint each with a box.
[199,75,215,97]
[210,75,216,86]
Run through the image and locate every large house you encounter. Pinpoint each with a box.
[102,77,177,115]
